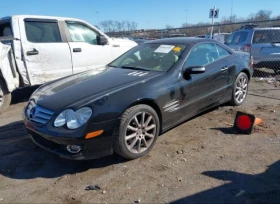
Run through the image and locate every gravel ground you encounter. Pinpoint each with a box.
[0,81,279,204]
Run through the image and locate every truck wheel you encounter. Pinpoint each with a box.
[113,104,160,160]
[0,80,11,114]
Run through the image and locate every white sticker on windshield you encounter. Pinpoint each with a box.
[154,45,175,53]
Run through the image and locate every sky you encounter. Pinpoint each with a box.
[1,0,280,30]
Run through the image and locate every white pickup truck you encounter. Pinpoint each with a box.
[0,15,137,113]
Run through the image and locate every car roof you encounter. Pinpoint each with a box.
[147,37,216,44]
[2,15,83,22]
[237,27,280,32]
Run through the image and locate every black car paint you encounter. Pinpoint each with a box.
[24,38,253,160]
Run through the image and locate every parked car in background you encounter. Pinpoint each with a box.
[225,25,280,73]
[0,15,137,114]
[23,38,253,161]
[195,33,231,43]
[213,33,231,43]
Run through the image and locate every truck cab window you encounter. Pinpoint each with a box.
[66,22,99,45]
[25,21,62,43]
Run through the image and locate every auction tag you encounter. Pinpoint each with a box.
[154,45,175,53]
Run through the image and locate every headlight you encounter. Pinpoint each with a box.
[54,107,92,129]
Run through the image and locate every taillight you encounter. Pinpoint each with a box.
[243,44,251,52]
[250,55,254,68]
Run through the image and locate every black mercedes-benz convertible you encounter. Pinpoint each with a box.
[23,38,253,160]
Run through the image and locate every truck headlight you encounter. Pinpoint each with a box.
[54,107,92,129]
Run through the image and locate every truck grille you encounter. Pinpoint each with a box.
[26,100,54,125]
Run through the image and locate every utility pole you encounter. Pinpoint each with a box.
[185,10,187,27]
[231,0,233,19]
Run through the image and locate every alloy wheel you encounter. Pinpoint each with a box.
[235,76,248,104]
[125,111,157,154]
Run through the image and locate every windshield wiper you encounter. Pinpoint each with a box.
[120,66,149,71]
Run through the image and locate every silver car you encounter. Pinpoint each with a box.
[225,25,280,73]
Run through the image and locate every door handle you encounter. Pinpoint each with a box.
[26,48,39,56]
[221,66,229,71]
[73,48,82,52]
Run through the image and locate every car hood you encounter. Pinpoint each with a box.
[31,67,162,111]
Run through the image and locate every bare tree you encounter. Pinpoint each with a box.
[256,10,272,21]
[121,21,126,31]
[131,21,138,31]
[182,23,189,28]
[99,20,110,32]
[248,10,272,21]
[166,25,174,29]
[99,20,138,33]
[126,20,131,31]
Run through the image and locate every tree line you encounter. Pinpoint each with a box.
[100,10,280,38]
[179,10,279,29]
[99,20,138,32]
[180,10,280,37]
[163,10,280,38]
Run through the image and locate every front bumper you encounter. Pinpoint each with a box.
[25,118,118,160]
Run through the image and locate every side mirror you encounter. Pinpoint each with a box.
[97,35,108,45]
[183,66,205,79]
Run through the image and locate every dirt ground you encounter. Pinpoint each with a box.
[0,81,279,204]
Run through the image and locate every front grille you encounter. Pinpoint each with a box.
[26,100,54,125]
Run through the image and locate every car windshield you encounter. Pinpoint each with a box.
[108,43,187,72]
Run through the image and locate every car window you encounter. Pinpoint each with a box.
[232,32,241,44]
[66,22,99,45]
[225,32,236,45]
[238,32,248,43]
[215,44,230,59]
[109,43,186,72]
[185,43,220,67]
[252,30,280,44]
[25,21,62,43]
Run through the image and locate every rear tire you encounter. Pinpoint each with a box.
[229,72,248,106]
[113,104,160,160]
[0,80,11,114]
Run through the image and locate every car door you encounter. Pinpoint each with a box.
[20,18,73,85]
[179,43,230,117]
[65,21,112,74]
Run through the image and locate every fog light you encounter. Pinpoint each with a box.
[66,145,82,154]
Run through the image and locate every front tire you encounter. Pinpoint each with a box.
[229,72,248,106]
[114,104,160,160]
[0,80,11,114]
